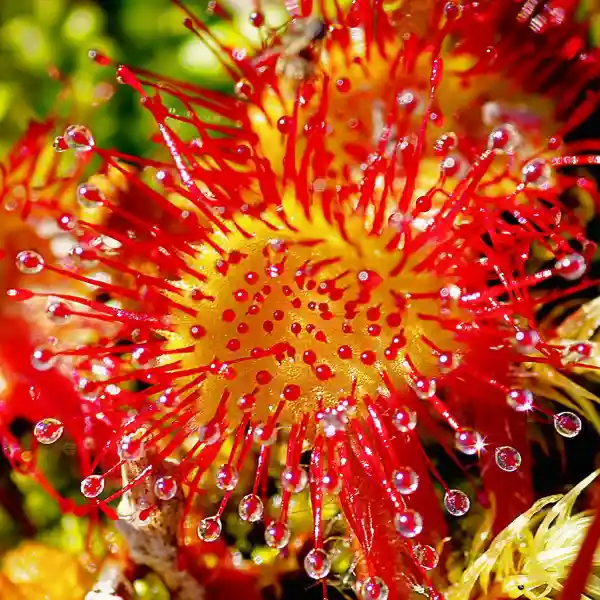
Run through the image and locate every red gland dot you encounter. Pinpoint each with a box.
[222,309,236,322]
[336,78,351,93]
[303,350,317,365]
[548,135,563,150]
[190,325,207,339]
[237,322,249,334]
[245,272,259,285]
[367,324,381,336]
[273,310,284,321]
[360,351,376,365]
[282,384,301,401]
[291,322,302,335]
[256,370,272,385]
[315,364,333,380]
[238,394,256,411]
[226,339,241,351]
[263,320,274,333]
[277,116,291,134]
[233,289,249,302]
[248,305,260,316]
[366,307,381,321]
[249,11,264,27]
[384,347,398,360]
[338,345,352,359]
[386,313,402,327]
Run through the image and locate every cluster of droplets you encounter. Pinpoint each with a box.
[11,3,595,592]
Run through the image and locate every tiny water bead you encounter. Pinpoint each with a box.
[362,577,389,600]
[216,464,239,491]
[31,347,57,371]
[555,253,587,281]
[16,250,45,274]
[522,158,552,188]
[253,423,277,446]
[392,406,417,433]
[33,418,64,445]
[514,329,540,354]
[77,183,106,208]
[239,494,264,522]
[455,428,483,455]
[414,377,436,400]
[443,489,470,517]
[494,446,522,472]
[198,516,222,542]
[46,301,71,323]
[154,476,178,501]
[554,412,582,438]
[488,124,522,153]
[304,548,332,579]
[64,124,95,152]
[392,467,419,495]
[506,388,534,412]
[265,521,291,549]
[281,467,309,493]
[412,543,439,570]
[81,475,105,498]
[198,422,221,445]
[394,509,424,538]
[117,435,145,461]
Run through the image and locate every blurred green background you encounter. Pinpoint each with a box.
[0,0,291,156]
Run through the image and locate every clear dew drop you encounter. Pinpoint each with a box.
[443,489,470,516]
[31,347,57,371]
[392,467,419,495]
[318,410,347,438]
[46,301,71,323]
[154,476,178,501]
[362,577,389,600]
[555,253,587,281]
[198,422,221,445]
[198,516,222,542]
[455,428,483,455]
[506,388,534,412]
[117,435,145,461]
[81,474,105,498]
[522,158,551,188]
[304,548,331,580]
[253,423,277,446]
[265,521,291,549]
[514,328,540,353]
[554,412,582,438]
[64,124,95,152]
[77,183,106,208]
[234,79,253,100]
[413,543,439,570]
[34,418,64,444]
[494,446,522,472]
[16,250,45,274]
[216,464,239,491]
[281,467,308,493]
[414,377,436,400]
[487,123,521,153]
[394,509,423,538]
[392,406,417,433]
[239,494,264,522]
